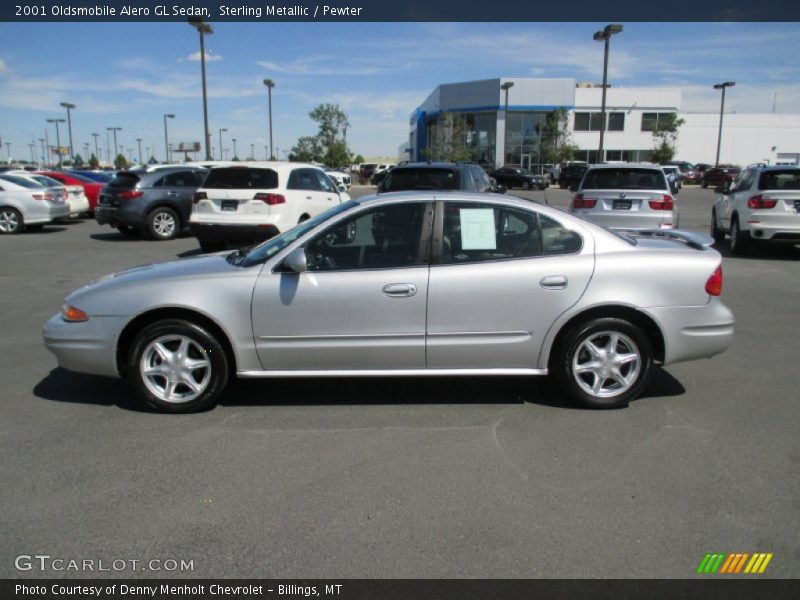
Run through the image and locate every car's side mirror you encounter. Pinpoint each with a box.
[337,184,346,194]
[283,247,307,273]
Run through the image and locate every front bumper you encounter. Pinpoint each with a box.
[42,314,129,378]
[647,299,734,365]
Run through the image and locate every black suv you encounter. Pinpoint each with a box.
[558,163,589,189]
[377,162,501,194]
[95,166,207,240]
[489,166,548,190]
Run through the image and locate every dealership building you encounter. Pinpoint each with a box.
[407,77,800,168]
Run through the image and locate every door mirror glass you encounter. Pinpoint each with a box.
[283,247,307,273]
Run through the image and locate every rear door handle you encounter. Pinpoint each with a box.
[382,283,417,298]
[540,275,568,290]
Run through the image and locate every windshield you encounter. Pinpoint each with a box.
[30,175,63,187]
[240,200,358,267]
[381,168,459,192]
[581,168,667,190]
[759,170,800,191]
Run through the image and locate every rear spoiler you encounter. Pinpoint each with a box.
[612,228,715,250]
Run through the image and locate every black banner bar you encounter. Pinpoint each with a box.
[2,1,799,22]
[3,579,800,600]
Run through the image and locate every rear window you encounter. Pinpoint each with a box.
[381,168,459,192]
[0,175,41,188]
[582,168,667,190]
[203,167,278,189]
[108,173,141,188]
[758,170,800,190]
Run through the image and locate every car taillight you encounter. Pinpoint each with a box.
[118,190,143,200]
[253,193,285,205]
[649,195,674,211]
[705,265,723,296]
[747,195,777,209]
[32,192,55,201]
[572,194,597,209]
[192,191,207,204]
[31,193,45,201]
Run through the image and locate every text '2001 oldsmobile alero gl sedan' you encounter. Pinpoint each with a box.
[43,192,734,412]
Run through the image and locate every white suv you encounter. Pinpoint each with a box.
[189,162,350,252]
[711,165,800,255]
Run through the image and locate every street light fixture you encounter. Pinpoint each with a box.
[593,24,623,163]
[218,128,227,161]
[500,81,514,167]
[163,114,175,163]
[263,79,275,160]
[189,18,214,160]
[59,102,76,162]
[713,81,735,167]
[47,118,66,167]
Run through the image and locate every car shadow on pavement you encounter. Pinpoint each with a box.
[27,227,68,234]
[713,241,800,261]
[34,366,684,413]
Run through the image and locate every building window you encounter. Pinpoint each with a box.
[605,150,622,161]
[574,112,624,132]
[641,112,675,132]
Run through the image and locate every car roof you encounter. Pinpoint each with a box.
[205,161,322,172]
[586,162,664,171]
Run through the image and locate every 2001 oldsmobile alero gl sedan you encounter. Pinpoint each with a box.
[43,192,734,412]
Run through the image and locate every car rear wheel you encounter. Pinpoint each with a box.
[710,209,725,244]
[0,208,23,234]
[553,318,653,409]
[730,216,750,256]
[128,319,229,413]
[146,207,180,241]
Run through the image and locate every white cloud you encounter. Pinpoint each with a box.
[184,51,222,62]
[0,59,8,74]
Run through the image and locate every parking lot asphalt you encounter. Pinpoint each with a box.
[1,185,798,579]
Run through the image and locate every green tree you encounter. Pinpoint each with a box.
[114,153,128,169]
[422,112,472,162]
[88,153,100,169]
[650,113,685,164]
[324,140,351,168]
[539,108,581,165]
[232,156,240,162]
[289,136,324,163]
[353,154,365,164]
[310,103,350,151]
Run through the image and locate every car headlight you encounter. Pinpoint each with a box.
[62,304,89,322]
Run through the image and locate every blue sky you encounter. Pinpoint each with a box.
[1,22,799,162]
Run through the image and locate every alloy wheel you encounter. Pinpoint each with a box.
[139,335,212,403]
[571,331,642,398]
[0,209,21,234]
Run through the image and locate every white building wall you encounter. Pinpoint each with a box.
[676,113,800,166]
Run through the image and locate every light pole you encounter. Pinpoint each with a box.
[263,79,275,160]
[47,118,66,167]
[107,127,121,163]
[713,81,735,167]
[163,114,175,163]
[265,146,269,160]
[232,137,238,159]
[29,142,35,165]
[189,18,213,160]
[6,142,11,161]
[593,24,623,163]
[105,129,111,164]
[136,138,143,164]
[500,81,514,167]
[83,142,89,163]
[91,132,99,162]
[250,143,254,160]
[38,138,46,167]
[218,128,227,160]
[59,102,76,162]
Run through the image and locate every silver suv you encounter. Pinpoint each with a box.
[711,165,800,255]
[570,163,679,231]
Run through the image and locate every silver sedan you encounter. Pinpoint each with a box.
[43,192,734,412]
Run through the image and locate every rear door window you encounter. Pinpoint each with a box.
[108,172,141,188]
[287,168,322,191]
[203,167,278,189]
[160,171,202,187]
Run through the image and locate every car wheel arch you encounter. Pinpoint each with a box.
[116,307,237,378]
[544,305,665,370]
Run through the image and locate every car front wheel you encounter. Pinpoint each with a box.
[552,318,653,409]
[128,319,229,413]
[710,209,725,244]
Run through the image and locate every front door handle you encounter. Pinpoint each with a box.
[166,191,179,197]
[540,275,568,290]
[382,283,417,298]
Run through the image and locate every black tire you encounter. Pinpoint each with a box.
[146,207,180,241]
[525,181,533,191]
[552,317,653,409]
[0,207,23,234]
[710,209,725,244]
[128,319,229,413]
[729,216,750,256]
[117,224,139,237]
[198,239,226,253]
[26,224,44,232]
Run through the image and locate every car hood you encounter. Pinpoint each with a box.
[66,252,258,312]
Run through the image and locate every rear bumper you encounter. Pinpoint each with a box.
[42,314,129,378]
[68,196,90,215]
[95,206,145,229]
[648,300,734,365]
[26,203,71,225]
[189,222,281,242]
[743,219,800,241]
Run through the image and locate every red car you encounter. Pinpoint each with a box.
[35,170,105,213]
[701,167,741,189]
